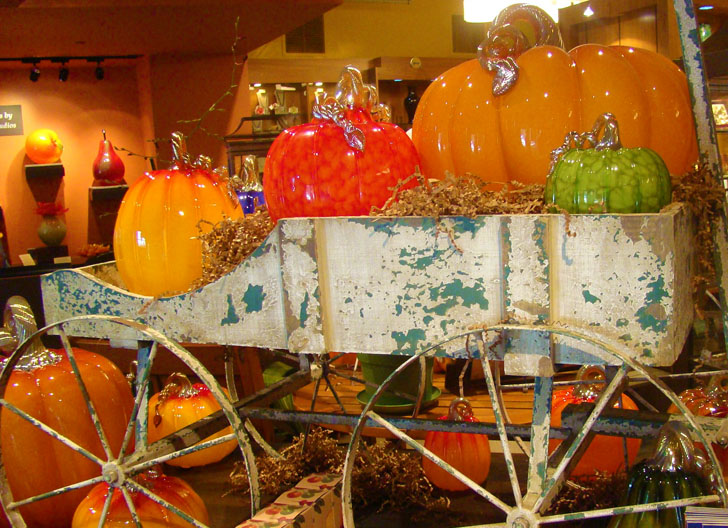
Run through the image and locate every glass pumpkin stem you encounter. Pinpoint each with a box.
[153,372,198,426]
[548,113,623,173]
[447,397,475,421]
[477,4,564,95]
[170,131,192,169]
[572,365,606,400]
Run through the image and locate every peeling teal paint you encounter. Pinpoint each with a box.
[345,297,353,304]
[636,276,668,333]
[391,328,427,355]
[243,284,265,313]
[428,279,489,312]
[619,334,632,342]
[451,217,481,235]
[221,294,240,326]
[582,290,600,304]
[642,348,654,357]
[616,318,629,327]
[299,292,310,325]
[561,229,574,265]
[423,315,433,325]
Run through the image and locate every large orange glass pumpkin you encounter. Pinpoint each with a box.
[549,368,640,476]
[25,128,64,164]
[147,373,237,468]
[422,398,491,491]
[412,7,696,187]
[263,66,420,222]
[668,375,728,476]
[72,469,209,528]
[1,346,134,527]
[113,132,242,297]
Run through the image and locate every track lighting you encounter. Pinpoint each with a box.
[94,62,104,80]
[29,63,40,82]
[58,62,69,82]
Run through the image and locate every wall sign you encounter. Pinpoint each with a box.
[0,105,23,136]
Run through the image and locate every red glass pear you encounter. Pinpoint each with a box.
[92,129,125,186]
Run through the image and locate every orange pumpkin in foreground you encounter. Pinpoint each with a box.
[423,398,491,491]
[148,373,237,468]
[413,44,696,187]
[1,347,134,527]
[549,369,640,476]
[72,469,209,528]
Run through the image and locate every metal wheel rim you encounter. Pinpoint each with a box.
[0,314,259,527]
[341,323,728,528]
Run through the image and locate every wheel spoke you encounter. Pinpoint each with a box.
[58,325,114,461]
[410,356,427,417]
[534,363,630,513]
[224,345,239,401]
[120,341,158,458]
[8,475,105,509]
[120,486,143,528]
[132,433,237,474]
[244,419,281,459]
[97,486,114,528]
[126,479,209,528]
[524,375,553,506]
[477,333,522,508]
[0,398,104,465]
[366,411,512,515]
[538,494,720,524]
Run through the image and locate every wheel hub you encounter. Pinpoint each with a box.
[506,508,540,528]
[101,461,126,487]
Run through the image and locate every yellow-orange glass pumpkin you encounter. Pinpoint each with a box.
[412,6,696,187]
[422,398,491,491]
[549,367,640,476]
[147,373,237,468]
[113,132,242,297]
[72,468,209,528]
[668,375,728,476]
[1,346,134,527]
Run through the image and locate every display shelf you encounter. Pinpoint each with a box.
[89,184,129,202]
[24,162,65,180]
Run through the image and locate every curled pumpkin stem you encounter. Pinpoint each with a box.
[153,372,197,427]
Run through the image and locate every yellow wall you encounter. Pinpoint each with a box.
[251,0,476,60]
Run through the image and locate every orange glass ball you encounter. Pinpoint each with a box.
[25,128,63,164]
[413,44,697,187]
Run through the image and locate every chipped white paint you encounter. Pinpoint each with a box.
[41,206,691,366]
[41,231,287,348]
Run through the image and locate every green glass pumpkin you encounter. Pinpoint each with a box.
[544,113,672,214]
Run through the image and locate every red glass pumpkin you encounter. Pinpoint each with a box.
[549,367,640,476]
[668,375,728,476]
[113,132,242,297]
[147,373,237,468]
[72,468,209,528]
[422,398,491,491]
[263,66,420,222]
[1,346,134,527]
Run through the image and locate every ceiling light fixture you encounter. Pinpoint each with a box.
[29,63,40,82]
[58,60,69,82]
[699,4,714,10]
[94,60,104,80]
[583,5,594,17]
[463,0,564,23]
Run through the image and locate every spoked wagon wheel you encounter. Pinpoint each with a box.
[0,312,259,528]
[342,323,728,528]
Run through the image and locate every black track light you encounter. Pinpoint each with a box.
[94,62,104,80]
[29,64,40,82]
[58,62,69,82]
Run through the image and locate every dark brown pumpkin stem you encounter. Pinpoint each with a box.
[448,397,474,421]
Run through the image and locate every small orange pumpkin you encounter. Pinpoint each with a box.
[549,366,640,476]
[1,346,134,527]
[71,468,209,528]
[422,398,491,491]
[147,373,237,468]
